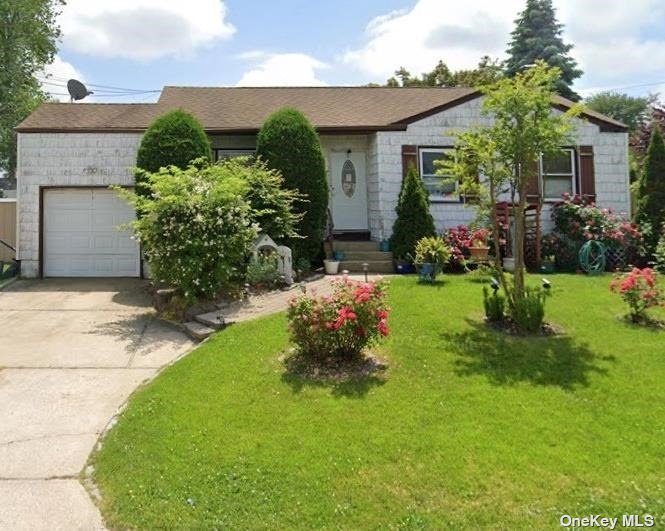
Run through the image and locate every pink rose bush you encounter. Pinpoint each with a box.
[610,267,664,322]
[287,276,390,358]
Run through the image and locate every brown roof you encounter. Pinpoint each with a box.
[15,86,627,133]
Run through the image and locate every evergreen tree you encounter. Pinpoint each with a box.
[390,165,436,259]
[505,0,582,101]
[636,126,665,257]
[256,107,328,262]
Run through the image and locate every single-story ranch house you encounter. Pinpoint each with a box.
[14,86,629,278]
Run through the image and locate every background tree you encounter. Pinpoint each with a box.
[390,165,436,260]
[505,0,582,101]
[585,92,656,134]
[380,57,503,88]
[636,126,665,257]
[135,110,211,196]
[631,105,665,157]
[256,107,328,262]
[0,0,64,186]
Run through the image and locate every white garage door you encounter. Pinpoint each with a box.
[43,189,140,277]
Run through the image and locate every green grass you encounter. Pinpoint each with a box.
[92,274,665,529]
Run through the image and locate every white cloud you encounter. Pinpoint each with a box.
[342,0,665,95]
[40,56,86,102]
[60,0,235,60]
[236,53,329,86]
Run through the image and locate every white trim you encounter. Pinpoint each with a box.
[540,148,576,202]
[418,147,458,202]
[0,198,17,203]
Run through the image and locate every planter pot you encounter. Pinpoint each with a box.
[379,239,391,252]
[469,246,490,261]
[540,260,555,274]
[393,260,414,274]
[324,259,340,275]
[416,262,438,282]
[502,257,515,272]
[332,250,345,261]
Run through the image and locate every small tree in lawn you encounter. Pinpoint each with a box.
[136,110,212,196]
[636,125,665,258]
[256,107,327,263]
[449,62,579,328]
[390,165,436,260]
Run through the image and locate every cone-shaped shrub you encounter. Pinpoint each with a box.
[256,107,327,262]
[390,165,436,259]
[636,126,665,256]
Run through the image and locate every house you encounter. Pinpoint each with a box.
[14,86,629,278]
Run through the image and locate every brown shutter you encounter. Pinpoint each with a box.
[524,160,541,202]
[579,145,596,202]
[401,145,418,177]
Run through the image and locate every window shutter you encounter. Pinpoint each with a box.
[579,146,596,202]
[524,160,541,202]
[401,145,418,177]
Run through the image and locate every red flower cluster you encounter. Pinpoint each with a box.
[610,267,664,322]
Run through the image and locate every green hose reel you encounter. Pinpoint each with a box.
[578,240,607,275]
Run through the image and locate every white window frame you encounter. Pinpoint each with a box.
[539,148,576,202]
[418,147,458,202]
[214,148,255,162]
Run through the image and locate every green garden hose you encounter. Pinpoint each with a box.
[578,240,607,275]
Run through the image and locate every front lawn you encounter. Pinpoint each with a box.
[92,274,665,529]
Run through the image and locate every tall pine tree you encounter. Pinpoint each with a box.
[636,126,665,257]
[505,0,582,101]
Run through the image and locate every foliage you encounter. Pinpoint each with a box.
[509,286,548,333]
[414,236,451,266]
[380,56,503,88]
[470,228,490,247]
[390,166,436,260]
[135,110,211,194]
[483,286,506,322]
[246,253,280,287]
[610,267,664,323]
[636,126,665,258]
[256,107,328,262]
[654,223,665,273]
[505,0,582,101]
[287,277,390,359]
[0,0,64,182]
[443,225,473,267]
[585,91,656,134]
[119,159,301,301]
[631,105,665,157]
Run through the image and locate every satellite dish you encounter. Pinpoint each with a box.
[67,79,93,102]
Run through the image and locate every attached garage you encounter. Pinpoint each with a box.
[42,188,140,277]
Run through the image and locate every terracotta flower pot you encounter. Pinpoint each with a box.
[469,246,490,261]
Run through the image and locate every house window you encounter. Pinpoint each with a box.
[214,148,255,161]
[419,148,457,201]
[540,149,575,200]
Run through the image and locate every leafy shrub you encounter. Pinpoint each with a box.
[120,159,300,301]
[256,107,328,262]
[287,277,390,359]
[483,286,505,322]
[136,110,212,195]
[549,194,642,271]
[414,236,451,266]
[610,267,664,322]
[470,228,490,247]
[654,223,665,273]
[246,253,280,287]
[636,126,665,257]
[443,225,473,267]
[509,286,548,333]
[390,166,436,260]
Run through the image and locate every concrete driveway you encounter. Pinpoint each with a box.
[0,279,194,530]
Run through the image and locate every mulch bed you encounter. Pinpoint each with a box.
[281,349,388,381]
[485,318,562,337]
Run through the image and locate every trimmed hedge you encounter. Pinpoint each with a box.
[256,107,327,262]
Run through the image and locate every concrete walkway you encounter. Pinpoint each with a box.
[0,279,194,530]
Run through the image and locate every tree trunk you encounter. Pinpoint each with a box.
[513,166,527,302]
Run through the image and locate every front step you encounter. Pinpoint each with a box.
[333,240,380,252]
[338,250,393,261]
[183,321,215,341]
[338,259,394,274]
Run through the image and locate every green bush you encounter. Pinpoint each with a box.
[654,222,665,273]
[246,253,280,287]
[119,159,299,301]
[256,107,328,262]
[414,236,451,266]
[636,126,665,258]
[390,165,436,259]
[510,286,548,333]
[483,286,505,322]
[136,110,212,195]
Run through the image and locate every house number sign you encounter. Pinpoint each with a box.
[341,159,356,198]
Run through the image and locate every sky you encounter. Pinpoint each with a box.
[40,0,665,103]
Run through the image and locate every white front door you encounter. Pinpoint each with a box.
[330,152,368,231]
[43,189,140,277]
